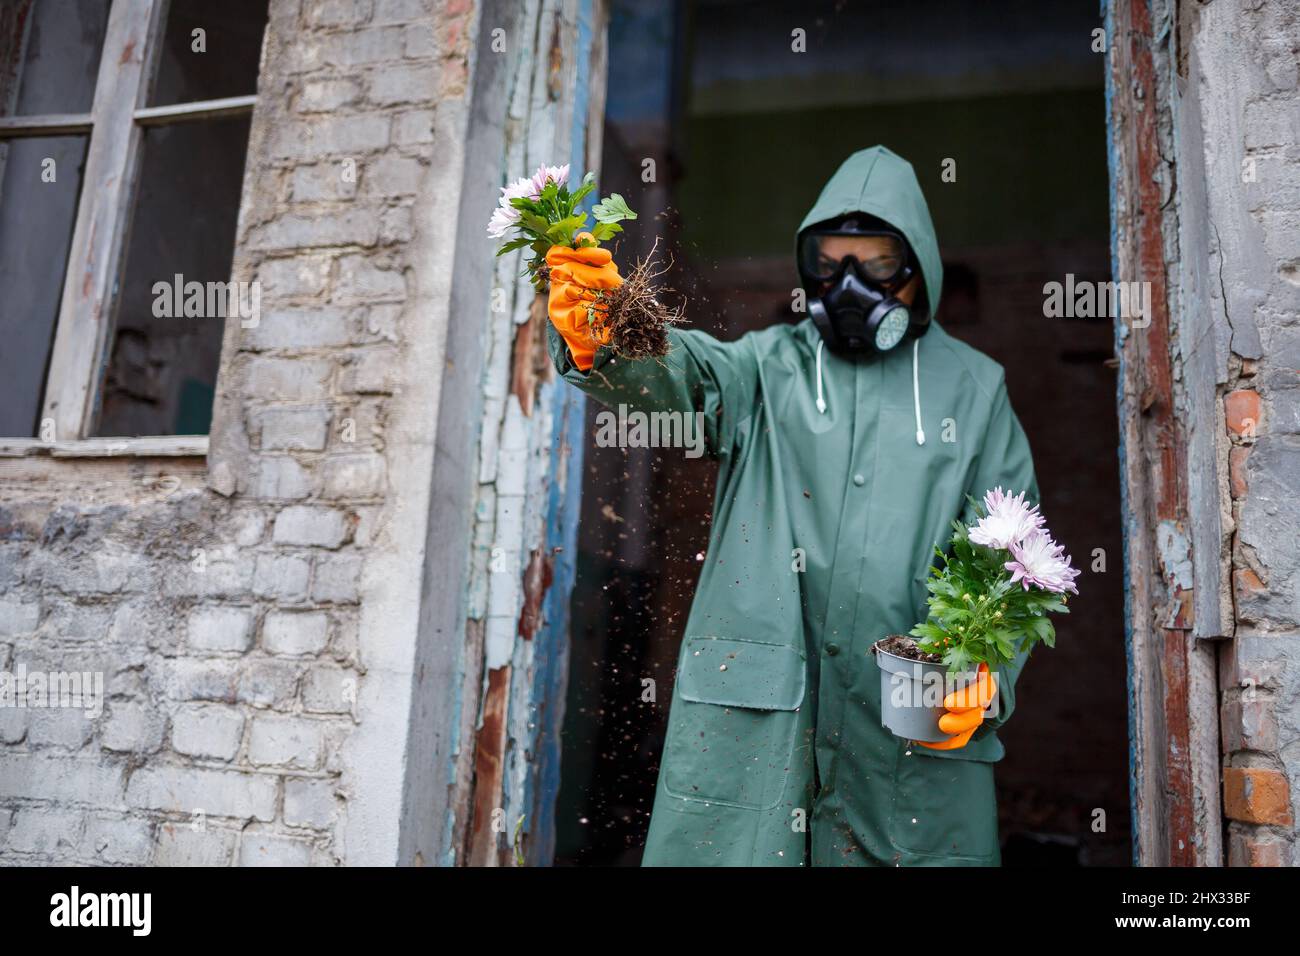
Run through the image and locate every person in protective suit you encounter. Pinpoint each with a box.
[545,145,1037,866]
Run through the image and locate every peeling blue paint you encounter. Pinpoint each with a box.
[523,0,597,866]
[1099,0,1143,868]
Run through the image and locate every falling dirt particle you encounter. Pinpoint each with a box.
[600,504,624,524]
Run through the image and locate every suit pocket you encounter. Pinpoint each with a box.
[662,636,806,811]
[889,750,999,862]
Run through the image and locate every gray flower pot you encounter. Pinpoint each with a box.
[873,638,986,743]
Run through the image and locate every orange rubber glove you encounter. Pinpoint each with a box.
[545,234,622,371]
[917,663,997,751]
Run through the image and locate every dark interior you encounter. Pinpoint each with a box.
[555,0,1128,866]
[96,0,269,436]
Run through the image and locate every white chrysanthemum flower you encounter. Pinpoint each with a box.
[967,486,1044,550]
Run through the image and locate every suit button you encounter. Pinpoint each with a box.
[825,643,840,656]
[852,474,865,486]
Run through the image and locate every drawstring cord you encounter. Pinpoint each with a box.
[815,339,827,414]
[912,338,925,445]
[811,335,924,447]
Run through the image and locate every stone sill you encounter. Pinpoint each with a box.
[0,437,209,459]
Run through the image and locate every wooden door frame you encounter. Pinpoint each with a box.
[412,0,610,867]
[1107,0,1225,866]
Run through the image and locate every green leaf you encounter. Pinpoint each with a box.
[1028,617,1052,641]
[592,193,637,224]
[544,214,589,244]
[516,211,552,236]
[570,175,596,207]
[945,644,973,673]
[910,622,948,643]
[495,235,533,257]
[589,221,623,241]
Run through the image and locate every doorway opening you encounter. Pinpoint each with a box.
[555,0,1128,866]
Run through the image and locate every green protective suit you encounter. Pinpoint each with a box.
[549,146,1038,866]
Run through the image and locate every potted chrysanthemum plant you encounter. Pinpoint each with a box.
[487,163,681,359]
[873,488,1080,743]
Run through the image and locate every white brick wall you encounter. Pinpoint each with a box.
[188,606,256,652]
[263,610,331,655]
[171,704,245,761]
[101,703,167,754]
[272,507,351,548]
[248,716,326,770]
[0,0,472,866]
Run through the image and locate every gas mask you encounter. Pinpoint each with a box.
[799,218,930,354]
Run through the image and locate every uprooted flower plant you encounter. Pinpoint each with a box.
[910,488,1080,672]
[486,163,681,359]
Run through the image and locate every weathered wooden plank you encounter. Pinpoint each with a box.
[1170,11,1228,868]
[1109,0,1221,866]
[0,113,94,136]
[38,0,165,439]
[400,0,527,863]
[0,436,208,457]
[1172,20,1228,645]
[522,0,604,869]
[133,94,257,126]
[458,0,607,867]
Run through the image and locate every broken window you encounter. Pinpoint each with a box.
[0,0,109,437]
[0,0,268,442]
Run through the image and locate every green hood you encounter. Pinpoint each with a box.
[797,145,944,318]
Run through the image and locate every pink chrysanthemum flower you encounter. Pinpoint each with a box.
[530,163,570,196]
[967,487,1044,550]
[1005,530,1080,594]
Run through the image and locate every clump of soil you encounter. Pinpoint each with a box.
[590,238,684,360]
[875,634,943,664]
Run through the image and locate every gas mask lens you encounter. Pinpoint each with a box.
[800,232,906,283]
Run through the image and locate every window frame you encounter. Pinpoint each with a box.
[0,0,258,450]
